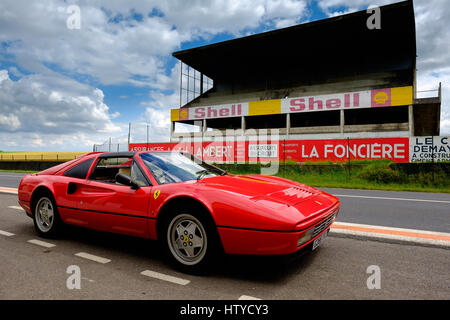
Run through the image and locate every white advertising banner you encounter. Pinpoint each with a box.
[409,136,450,162]
[281,90,373,113]
[248,144,279,158]
[178,103,249,121]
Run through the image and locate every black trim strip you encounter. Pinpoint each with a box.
[19,199,30,203]
[217,225,299,233]
[57,205,156,220]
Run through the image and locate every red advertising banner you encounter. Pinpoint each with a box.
[130,138,409,163]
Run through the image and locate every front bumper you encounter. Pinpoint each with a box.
[218,203,339,255]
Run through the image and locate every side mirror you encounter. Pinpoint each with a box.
[115,173,140,190]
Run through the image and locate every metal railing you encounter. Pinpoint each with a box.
[0,152,85,161]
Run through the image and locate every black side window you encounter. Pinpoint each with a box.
[64,158,94,179]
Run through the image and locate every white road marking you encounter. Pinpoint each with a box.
[8,206,24,211]
[334,194,450,204]
[28,239,56,248]
[0,230,15,237]
[140,270,190,286]
[74,252,111,264]
[238,295,261,300]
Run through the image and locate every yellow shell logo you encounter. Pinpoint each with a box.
[373,91,389,105]
[153,190,161,199]
[179,109,188,119]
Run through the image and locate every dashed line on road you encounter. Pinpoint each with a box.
[238,295,261,300]
[8,206,23,211]
[27,239,56,248]
[140,270,190,286]
[74,252,111,264]
[334,194,450,204]
[0,230,15,237]
[331,222,450,247]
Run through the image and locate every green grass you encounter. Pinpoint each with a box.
[0,169,39,173]
[218,161,450,193]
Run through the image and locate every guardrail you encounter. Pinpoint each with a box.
[0,153,86,162]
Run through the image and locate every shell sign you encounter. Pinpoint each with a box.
[179,108,189,121]
[171,86,413,121]
[371,89,391,107]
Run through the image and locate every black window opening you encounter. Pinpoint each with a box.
[206,117,241,130]
[290,110,340,128]
[344,106,408,125]
[63,158,94,180]
[245,114,287,129]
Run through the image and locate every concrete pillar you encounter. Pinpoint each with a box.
[202,119,207,133]
[241,116,246,135]
[286,113,291,137]
[408,105,414,137]
[340,109,345,135]
[170,121,175,142]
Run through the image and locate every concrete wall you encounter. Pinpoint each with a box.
[186,72,407,108]
[0,161,63,171]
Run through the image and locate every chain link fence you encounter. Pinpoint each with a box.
[93,141,129,152]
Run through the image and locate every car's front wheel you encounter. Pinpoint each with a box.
[160,209,221,273]
[32,193,62,238]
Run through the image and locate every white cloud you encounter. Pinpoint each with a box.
[0,0,309,87]
[0,69,123,150]
[1,0,448,151]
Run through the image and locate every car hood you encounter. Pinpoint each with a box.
[200,174,320,205]
[196,174,339,230]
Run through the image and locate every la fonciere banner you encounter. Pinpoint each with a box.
[130,138,410,163]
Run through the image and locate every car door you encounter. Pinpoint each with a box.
[55,157,96,227]
[74,156,152,237]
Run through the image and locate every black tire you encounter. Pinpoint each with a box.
[159,206,222,274]
[32,192,63,238]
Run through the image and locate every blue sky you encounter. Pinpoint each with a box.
[0,0,449,151]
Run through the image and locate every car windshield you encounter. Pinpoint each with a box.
[139,152,226,185]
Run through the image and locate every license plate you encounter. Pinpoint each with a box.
[312,230,328,251]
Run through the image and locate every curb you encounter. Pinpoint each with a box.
[0,187,18,195]
[330,222,450,249]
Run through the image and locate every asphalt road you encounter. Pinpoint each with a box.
[2,172,449,233]
[321,187,450,233]
[0,172,25,188]
[0,193,448,299]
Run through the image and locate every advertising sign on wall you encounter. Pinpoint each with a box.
[410,136,450,162]
[170,86,413,121]
[130,137,410,163]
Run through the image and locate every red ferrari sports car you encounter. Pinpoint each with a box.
[18,151,340,272]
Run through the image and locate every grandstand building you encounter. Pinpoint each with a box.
[131,0,444,163]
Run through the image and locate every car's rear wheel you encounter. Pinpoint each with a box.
[32,193,62,238]
[160,208,221,274]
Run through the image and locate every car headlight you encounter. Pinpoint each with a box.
[297,229,314,247]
